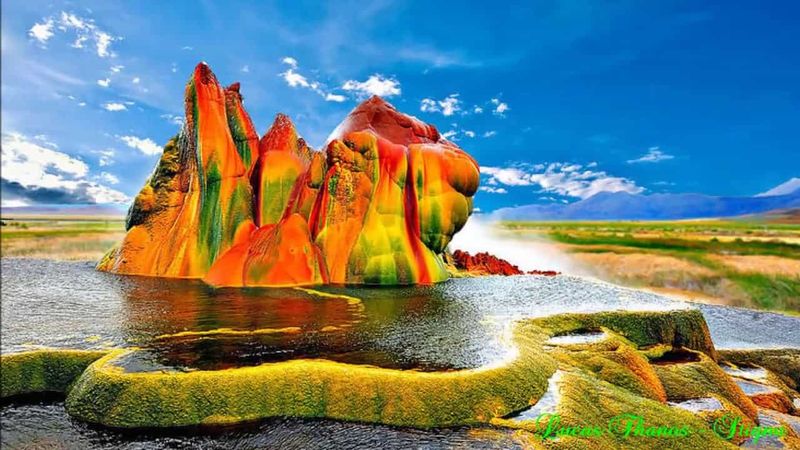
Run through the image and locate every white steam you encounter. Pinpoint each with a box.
[448,216,584,274]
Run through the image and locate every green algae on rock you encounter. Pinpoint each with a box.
[532,308,718,359]
[63,322,556,429]
[1,349,109,398]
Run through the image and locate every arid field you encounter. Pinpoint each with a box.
[500,216,800,313]
[0,216,125,261]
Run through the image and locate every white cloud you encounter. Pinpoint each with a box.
[110,65,124,73]
[102,102,127,111]
[29,19,55,44]
[2,133,87,180]
[98,171,119,184]
[132,77,140,84]
[281,68,310,88]
[481,162,643,199]
[483,131,497,138]
[419,94,461,116]
[479,186,508,194]
[97,78,110,87]
[278,57,311,89]
[420,99,437,113]
[627,147,674,164]
[2,199,29,208]
[473,106,484,114]
[278,57,361,103]
[160,114,184,126]
[281,56,298,68]
[94,149,115,166]
[119,135,161,156]
[491,98,510,116]
[241,65,249,73]
[464,130,476,138]
[439,95,460,116]
[1,132,128,204]
[441,130,458,140]
[325,93,346,102]
[31,12,119,58]
[342,74,401,98]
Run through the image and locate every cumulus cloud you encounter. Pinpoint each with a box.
[1,132,128,205]
[483,131,497,138]
[97,78,110,87]
[93,149,115,166]
[102,102,126,111]
[160,114,184,126]
[419,94,461,116]
[118,135,161,155]
[627,146,674,164]
[464,130,476,138]
[110,65,124,73]
[29,12,119,58]
[481,162,643,199]
[479,186,508,194]
[342,74,401,98]
[278,57,351,102]
[441,130,458,140]
[281,67,311,88]
[132,77,140,84]
[281,56,298,68]
[325,93,346,102]
[29,18,55,44]
[98,171,120,184]
[490,98,510,116]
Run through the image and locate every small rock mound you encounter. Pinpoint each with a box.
[450,250,560,276]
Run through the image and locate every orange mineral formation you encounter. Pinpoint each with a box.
[97,63,255,277]
[99,63,480,286]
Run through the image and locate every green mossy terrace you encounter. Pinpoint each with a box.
[2,308,799,449]
[1,350,109,398]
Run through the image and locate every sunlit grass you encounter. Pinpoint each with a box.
[1,218,125,260]
[500,220,800,314]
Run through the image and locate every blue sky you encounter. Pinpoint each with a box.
[2,1,798,212]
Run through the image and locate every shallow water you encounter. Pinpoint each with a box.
[0,258,691,371]
[668,397,723,413]
[2,258,799,448]
[0,399,519,450]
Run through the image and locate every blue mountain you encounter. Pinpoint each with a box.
[493,180,800,221]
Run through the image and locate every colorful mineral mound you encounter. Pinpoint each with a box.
[98,62,480,286]
[97,63,255,278]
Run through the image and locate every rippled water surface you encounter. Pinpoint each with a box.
[2,258,799,448]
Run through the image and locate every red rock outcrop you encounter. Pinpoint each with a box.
[450,250,560,277]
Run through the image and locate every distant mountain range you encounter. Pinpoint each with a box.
[493,178,800,221]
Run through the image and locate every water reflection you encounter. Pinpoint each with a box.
[4,259,799,372]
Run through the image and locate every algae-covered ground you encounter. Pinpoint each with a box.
[499,218,800,313]
[3,307,799,448]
